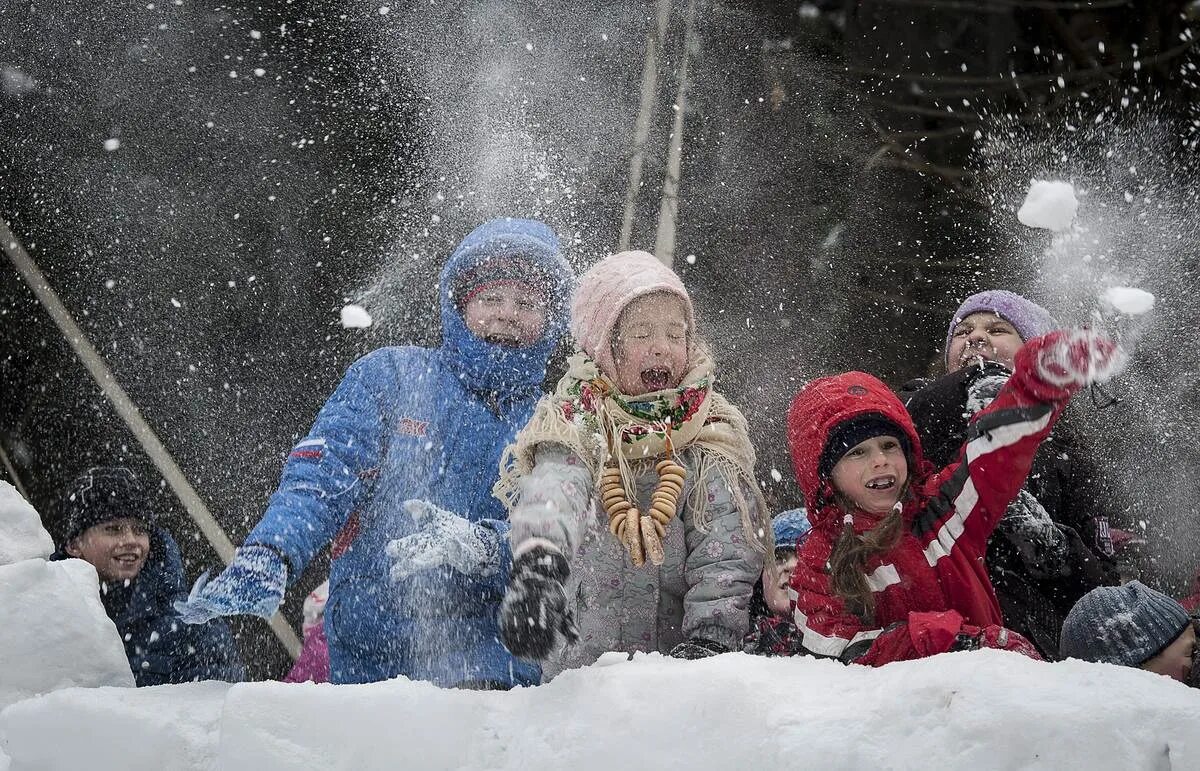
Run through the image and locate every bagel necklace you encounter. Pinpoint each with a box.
[601,447,687,568]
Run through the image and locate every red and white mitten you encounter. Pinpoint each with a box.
[1035,329,1125,388]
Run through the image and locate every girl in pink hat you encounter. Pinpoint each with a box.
[494,250,770,676]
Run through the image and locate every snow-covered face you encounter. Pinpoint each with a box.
[610,292,690,396]
[1142,623,1195,683]
[462,282,548,348]
[946,312,1023,372]
[67,517,151,583]
[830,435,909,516]
[763,551,799,616]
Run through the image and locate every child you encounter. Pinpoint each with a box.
[495,250,769,675]
[175,218,574,688]
[744,509,810,656]
[786,328,1122,665]
[901,290,1119,658]
[51,466,244,686]
[282,579,330,683]
[1061,582,1197,686]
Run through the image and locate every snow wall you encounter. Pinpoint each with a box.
[2,649,1198,770]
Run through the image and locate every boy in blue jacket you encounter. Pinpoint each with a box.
[52,466,245,686]
[176,218,574,688]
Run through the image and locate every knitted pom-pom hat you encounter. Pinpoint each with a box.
[570,250,696,378]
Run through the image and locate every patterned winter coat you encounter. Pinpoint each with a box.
[786,334,1077,665]
[243,218,573,686]
[508,443,764,678]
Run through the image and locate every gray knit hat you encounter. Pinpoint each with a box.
[1060,581,1192,667]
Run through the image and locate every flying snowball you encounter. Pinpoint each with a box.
[103,138,121,152]
[1017,180,1078,231]
[1101,286,1155,316]
[340,304,373,329]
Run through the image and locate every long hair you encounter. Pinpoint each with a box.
[826,490,907,624]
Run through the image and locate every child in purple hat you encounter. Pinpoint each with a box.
[901,288,1121,659]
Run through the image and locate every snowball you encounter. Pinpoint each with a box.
[339,304,372,329]
[1017,180,1078,231]
[0,558,134,710]
[102,138,121,152]
[0,482,53,564]
[1102,286,1155,316]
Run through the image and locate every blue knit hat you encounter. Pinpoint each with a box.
[772,508,811,554]
[1060,581,1192,667]
[944,290,1057,367]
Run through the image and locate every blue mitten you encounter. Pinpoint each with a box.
[174,544,288,624]
[385,499,501,583]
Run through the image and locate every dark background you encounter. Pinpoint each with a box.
[2,0,1197,678]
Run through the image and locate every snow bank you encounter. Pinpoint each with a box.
[0,683,229,771]
[0,484,133,710]
[0,482,53,564]
[4,651,1199,770]
[1018,180,1079,231]
[0,558,135,709]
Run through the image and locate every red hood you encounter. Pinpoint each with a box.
[786,371,925,528]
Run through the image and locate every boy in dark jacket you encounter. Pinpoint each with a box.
[51,467,244,686]
[900,290,1119,659]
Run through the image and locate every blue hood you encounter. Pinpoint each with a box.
[438,218,574,398]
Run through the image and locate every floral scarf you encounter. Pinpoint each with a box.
[495,352,769,551]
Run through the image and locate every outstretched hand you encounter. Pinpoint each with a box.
[173,544,288,624]
[1035,329,1124,388]
[385,499,501,584]
[500,544,579,661]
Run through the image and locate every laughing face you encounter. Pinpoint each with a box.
[462,282,548,348]
[946,311,1023,372]
[67,517,151,583]
[830,435,909,515]
[611,292,690,396]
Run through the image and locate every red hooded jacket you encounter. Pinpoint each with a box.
[786,334,1077,665]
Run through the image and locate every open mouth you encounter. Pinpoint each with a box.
[640,367,673,391]
[484,332,522,348]
[865,476,896,491]
[960,349,993,367]
[113,553,143,567]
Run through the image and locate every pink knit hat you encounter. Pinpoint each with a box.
[570,250,696,378]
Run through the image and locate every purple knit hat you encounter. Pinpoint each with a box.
[944,290,1057,366]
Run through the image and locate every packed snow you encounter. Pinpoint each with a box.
[0,482,52,564]
[2,651,1198,769]
[1102,286,1155,316]
[0,483,134,711]
[1017,180,1079,231]
[339,304,373,328]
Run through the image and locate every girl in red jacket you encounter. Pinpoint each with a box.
[785,330,1122,666]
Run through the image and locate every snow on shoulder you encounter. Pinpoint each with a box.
[3,650,1199,770]
[1018,180,1079,231]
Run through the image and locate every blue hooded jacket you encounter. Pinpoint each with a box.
[52,528,246,687]
[245,218,573,686]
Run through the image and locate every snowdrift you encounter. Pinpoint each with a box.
[3,649,1198,770]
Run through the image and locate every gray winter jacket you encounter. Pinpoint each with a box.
[509,443,764,678]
